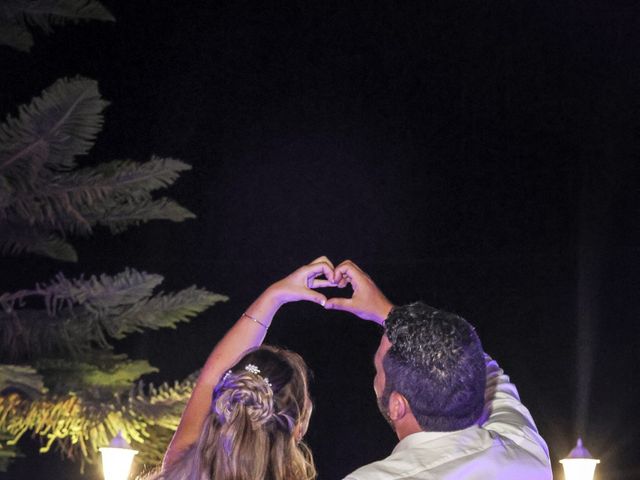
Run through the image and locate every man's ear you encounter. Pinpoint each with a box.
[388,391,409,421]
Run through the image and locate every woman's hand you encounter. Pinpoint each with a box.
[265,256,337,307]
[165,256,336,466]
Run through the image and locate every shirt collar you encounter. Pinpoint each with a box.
[392,426,480,454]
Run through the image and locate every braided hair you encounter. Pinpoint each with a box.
[150,346,315,480]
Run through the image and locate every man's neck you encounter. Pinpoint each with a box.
[395,414,423,441]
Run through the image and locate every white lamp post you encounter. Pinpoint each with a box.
[99,431,138,480]
[560,438,600,480]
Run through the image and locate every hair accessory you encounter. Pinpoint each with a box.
[242,312,268,329]
[222,370,233,382]
[245,364,273,388]
[245,364,260,375]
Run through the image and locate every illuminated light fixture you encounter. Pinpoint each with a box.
[560,438,600,480]
[100,431,138,480]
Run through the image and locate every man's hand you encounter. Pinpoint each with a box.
[324,260,393,325]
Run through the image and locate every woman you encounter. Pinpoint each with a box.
[150,257,336,480]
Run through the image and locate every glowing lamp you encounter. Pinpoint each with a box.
[100,432,138,480]
[560,438,600,480]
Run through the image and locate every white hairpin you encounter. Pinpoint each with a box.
[245,364,272,388]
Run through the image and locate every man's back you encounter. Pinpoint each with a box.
[344,357,552,480]
[322,263,552,480]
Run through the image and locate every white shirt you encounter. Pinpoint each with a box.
[344,357,552,480]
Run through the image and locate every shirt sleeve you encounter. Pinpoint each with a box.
[479,354,551,464]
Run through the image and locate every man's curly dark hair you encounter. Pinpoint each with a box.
[382,302,486,431]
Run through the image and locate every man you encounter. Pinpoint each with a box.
[324,260,552,480]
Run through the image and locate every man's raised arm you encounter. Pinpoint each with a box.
[480,354,551,469]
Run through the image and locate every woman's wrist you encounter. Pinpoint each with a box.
[244,285,285,323]
[261,283,289,308]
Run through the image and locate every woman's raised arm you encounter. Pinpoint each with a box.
[163,257,335,468]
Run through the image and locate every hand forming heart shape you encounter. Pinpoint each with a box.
[302,256,393,325]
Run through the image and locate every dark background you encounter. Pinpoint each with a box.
[2,0,639,478]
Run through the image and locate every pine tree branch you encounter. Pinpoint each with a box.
[2,194,197,237]
[0,223,77,262]
[0,308,106,359]
[34,356,158,394]
[0,77,108,176]
[0,20,31,52]
[10,269,164,314]
[2,157,192,233]
[126,372,198,429]
[0,365,45,398]
[107,287,228,338]
[0,270,227,358]
[0,373,195,464]
[0,80,195,258]
[0,0,114,52]
[0,179,96,235]
[82,197,196,234]
[45,157,191,203]
[89,157,193,195]
[12,0,115,26]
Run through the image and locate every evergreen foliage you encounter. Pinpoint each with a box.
[0,0,114,52]
[0,269,225,358]
[0,34,227,473]
[0,372,197,465]
[0,77,196,262]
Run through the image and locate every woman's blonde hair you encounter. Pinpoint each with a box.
[150,345,316,480]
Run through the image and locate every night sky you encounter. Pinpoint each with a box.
[2,1,639,479]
